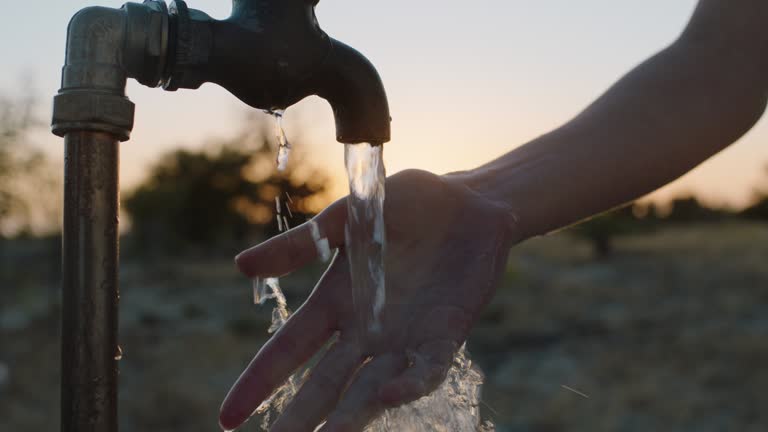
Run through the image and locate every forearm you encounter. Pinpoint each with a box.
[463,22,768,239]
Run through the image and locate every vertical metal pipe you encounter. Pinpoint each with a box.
[61,131,120,432]
[54,3,170,430]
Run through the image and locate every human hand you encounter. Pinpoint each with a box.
[219,169,518,432]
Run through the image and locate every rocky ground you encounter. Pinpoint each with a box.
[1,222,767,431]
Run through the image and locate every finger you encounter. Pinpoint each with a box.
[318,353,407,432]
[378,339,457,407]
[270,340,362,432]
[236,199,347,278]
[219,298,336,431]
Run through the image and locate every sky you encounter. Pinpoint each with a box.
[2,0,767,208]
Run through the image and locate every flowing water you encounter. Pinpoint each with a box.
[243,115,492,431]
[344,143,387,334]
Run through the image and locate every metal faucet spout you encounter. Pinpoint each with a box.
[164,0,391,144]
[313,38,392,144]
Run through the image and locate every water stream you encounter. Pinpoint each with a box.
[244,114,492,431]
[344,143,387,334]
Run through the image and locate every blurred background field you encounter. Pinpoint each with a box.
[2,219,767,432]
[2,64,768,431]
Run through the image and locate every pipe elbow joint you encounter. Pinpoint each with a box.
[61,6,129,91]
[53,6,134,139]
[60,2,169,90]
[53,1,170,140]
[313,39,391,145]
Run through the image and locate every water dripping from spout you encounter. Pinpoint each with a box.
[248,193,296,427]
[264,109,292,171]
[242,163,303,431]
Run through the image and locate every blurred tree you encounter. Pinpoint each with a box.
[0,88,62,317]
[571,205,652,259]
[123,113,331,255]
[0,89,62,239]
[0,91,40,237]
[654,196,729,223]
[742,165,768,221]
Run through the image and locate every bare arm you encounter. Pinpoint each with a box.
[460,0,768,238]
[220,3,768,430]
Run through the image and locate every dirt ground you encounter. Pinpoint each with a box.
[1,222,767,431]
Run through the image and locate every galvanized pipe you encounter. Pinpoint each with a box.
[61,131,121,432]
[52,4,146,431]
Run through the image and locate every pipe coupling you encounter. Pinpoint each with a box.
[52,1,171,141]
[52,91,135,141]
[124,1,170,88]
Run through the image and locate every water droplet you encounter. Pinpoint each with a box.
[264,109,292,172]
[308,220,331,262]
[276,145,291,172]
[252,278,269,305]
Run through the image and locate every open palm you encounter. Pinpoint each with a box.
[219,169,517,432]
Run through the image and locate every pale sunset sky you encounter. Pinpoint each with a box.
[2,0,766,208]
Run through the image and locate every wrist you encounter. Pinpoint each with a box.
[442,168,530,246]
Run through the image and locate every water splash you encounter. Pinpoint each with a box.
[264,109,292,171]
[341,143,493,430]
[344,143,387,334]
[309,220,332,263]
[366,346,494,432]
[560,385,590,399]
[250,277,300,429]
[247,276,492,429]
[252,278,290,332]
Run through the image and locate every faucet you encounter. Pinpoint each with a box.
[51,1,390,431]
